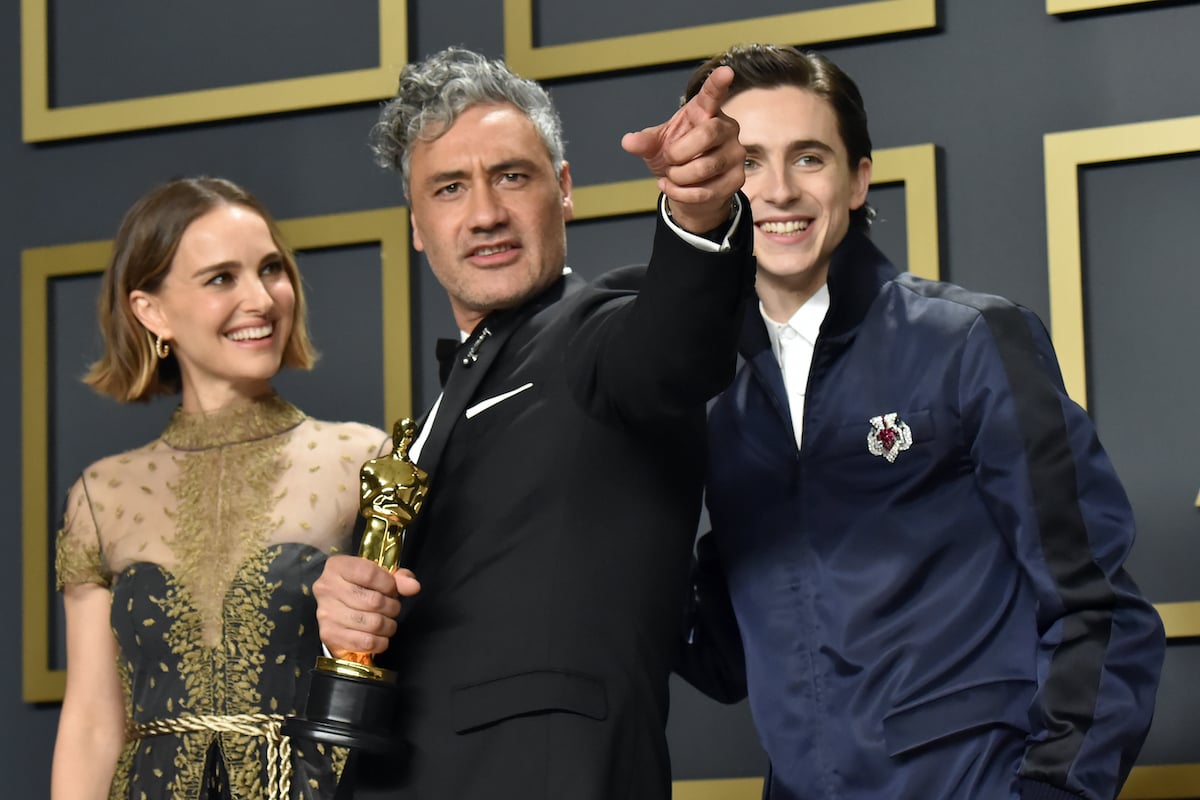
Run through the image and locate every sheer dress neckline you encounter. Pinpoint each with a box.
[53,396,383,797]
[161,393,306,451]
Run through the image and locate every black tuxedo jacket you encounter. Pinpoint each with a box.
[348,204,753,799]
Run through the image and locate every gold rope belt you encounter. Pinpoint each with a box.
[126,712,292,799]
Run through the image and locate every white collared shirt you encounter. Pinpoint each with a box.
[761,283,830,450]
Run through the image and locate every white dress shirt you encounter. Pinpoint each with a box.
[761,283,830,451]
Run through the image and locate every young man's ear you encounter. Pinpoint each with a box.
[409,210,426,253]
[850,157,873,210]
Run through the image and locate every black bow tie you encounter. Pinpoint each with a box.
[435,322,497,387]
[434,337,461,387]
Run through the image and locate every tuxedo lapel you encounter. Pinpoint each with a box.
[399,316,519,574]
[414,275,574,479]
[415,317,519,481]
[403,276,572,573]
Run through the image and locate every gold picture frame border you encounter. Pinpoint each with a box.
[21,207,411,703]
[20,0,407,142]
[1043,114,1200,408]
[503,0,937,80]
[1121,765,1200,799]
[674,778,764,799]
[1041,115,1200,799]
[673,763,1200,800]
[1047,0,1168,14]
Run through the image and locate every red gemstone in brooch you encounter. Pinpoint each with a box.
[867,412,913,463]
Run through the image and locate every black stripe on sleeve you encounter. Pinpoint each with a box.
[972,298,1115,781]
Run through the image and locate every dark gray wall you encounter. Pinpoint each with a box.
[6,1,1199,795]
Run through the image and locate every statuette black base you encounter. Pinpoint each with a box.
[283,662,406,754]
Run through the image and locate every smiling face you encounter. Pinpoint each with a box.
[724,85,871,318]
[407,102,574,332]
[130,203,295,412]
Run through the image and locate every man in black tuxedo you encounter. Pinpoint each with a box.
[313,47,753,798]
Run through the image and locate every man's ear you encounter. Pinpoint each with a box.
[129,290,171,341]
[559,161,574,223]
[850,157,873,211]
[410,209,426,253]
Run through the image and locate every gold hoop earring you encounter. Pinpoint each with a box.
[155,335,170,359]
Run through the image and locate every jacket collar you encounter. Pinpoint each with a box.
[739,229,898,358]
[821,230,898,342]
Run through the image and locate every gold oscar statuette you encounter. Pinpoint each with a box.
[283,418,429,752]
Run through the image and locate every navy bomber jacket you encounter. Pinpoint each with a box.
[682,231,1164,800]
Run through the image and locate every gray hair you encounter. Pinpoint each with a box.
[370,47,567,192]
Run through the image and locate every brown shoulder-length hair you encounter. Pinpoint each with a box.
[85,176,317,402]
[684,44,875,231]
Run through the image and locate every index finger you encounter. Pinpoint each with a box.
[325,553,399,595]
[686,65,735,119]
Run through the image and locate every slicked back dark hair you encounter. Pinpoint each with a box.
[684,44,874,230]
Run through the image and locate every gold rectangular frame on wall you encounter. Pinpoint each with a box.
[1122,765,1200,799]
[1041,114,1200,799]
[674,778,763,799]
[21,207,410,703]
[1155,603,1200,640]
[1047,0,1168,14]
[669,748,1200,798]
[668,763,1200,799]
[503,0,937,80]
[20,0,407,141]
[571,143,941,282]
[1043,114,1200,409]
[870,143,940,280]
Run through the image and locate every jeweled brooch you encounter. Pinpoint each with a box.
[867,412,913,463]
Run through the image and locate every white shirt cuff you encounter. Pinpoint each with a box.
[659,194,743,253]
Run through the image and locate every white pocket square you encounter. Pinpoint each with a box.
[465,382,534,419]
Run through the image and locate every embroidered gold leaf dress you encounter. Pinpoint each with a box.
[56,395,387,800]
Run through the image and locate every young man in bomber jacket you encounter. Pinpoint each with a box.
[678,44,1164,800]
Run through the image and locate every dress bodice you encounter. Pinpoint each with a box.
[56,394,388,800]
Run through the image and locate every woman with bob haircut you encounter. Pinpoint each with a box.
[51,176,390,800]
